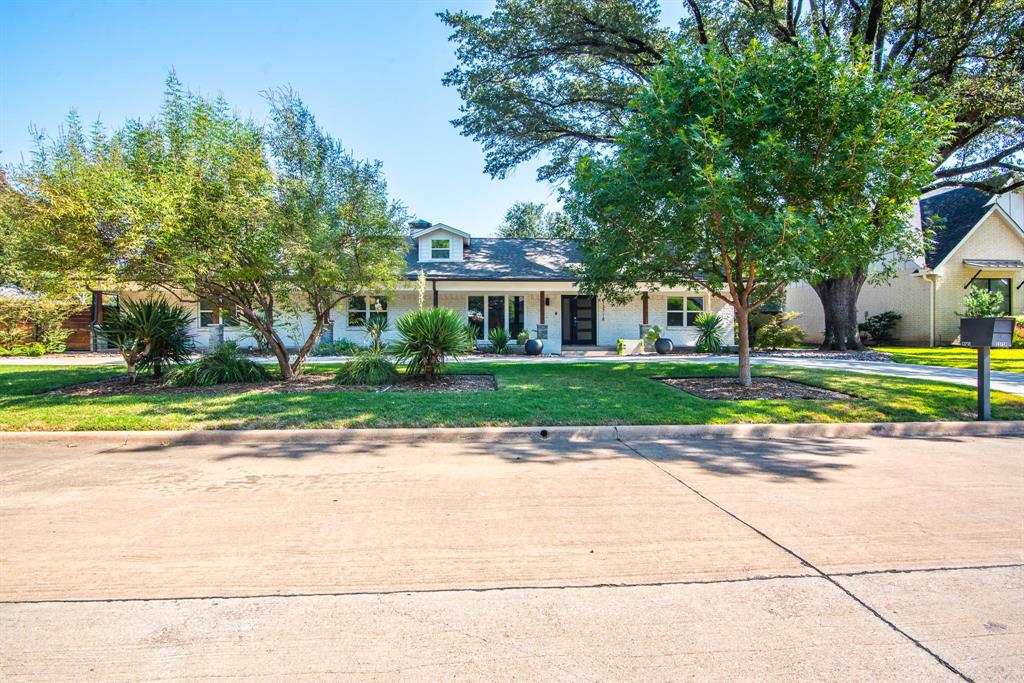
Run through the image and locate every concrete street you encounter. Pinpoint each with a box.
[1,431,1022,681]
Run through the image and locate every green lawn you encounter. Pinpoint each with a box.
[3,361,1022,431]
[877,346,1024,373]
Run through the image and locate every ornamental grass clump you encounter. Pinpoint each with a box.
[488,327,511,354]
[167,341,269,387]
[393,307,473,380]
[334,351,399,386]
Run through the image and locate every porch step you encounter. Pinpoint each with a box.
[560,346,619,357]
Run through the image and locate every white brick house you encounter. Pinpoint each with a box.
[99,221,734,354]
[787,186,1024,346]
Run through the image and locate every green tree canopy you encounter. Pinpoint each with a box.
[2,74,407,379]
[568,41,948,385]
[496,201,575,238]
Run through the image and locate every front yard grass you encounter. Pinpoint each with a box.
[877,346,1024,373]
[3,361,1023,431]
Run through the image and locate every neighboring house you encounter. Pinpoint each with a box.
[91,221,734,354]
[787,186,1024,346]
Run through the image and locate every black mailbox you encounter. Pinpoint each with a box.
[960,317,1014,348]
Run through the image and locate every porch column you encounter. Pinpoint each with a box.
[642,292,649,325]
[539,290,545,324]
[432,281,438,308]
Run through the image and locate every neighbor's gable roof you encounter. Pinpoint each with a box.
[405,238,582,281]
[921,186,996,269]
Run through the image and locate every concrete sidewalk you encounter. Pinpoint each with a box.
[2,431,1021,680]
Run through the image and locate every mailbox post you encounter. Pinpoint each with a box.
[959,317,1014,421]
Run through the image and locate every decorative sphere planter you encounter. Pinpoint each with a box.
[654,338,673,355]
[525,338,544,355]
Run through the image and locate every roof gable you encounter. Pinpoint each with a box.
[921,186,995,269]
[410,223,471,245]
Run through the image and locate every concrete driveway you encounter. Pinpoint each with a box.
[1,431,1022,681]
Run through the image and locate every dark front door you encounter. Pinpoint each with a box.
[561,295,597,345]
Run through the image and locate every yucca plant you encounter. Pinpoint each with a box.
[363,316,390,353]
[393,307,473,380]
[167,341,270,387]
[334,350,399,386]
[488,327,511,354]
[693,311,725,353]
[97,298,195,383]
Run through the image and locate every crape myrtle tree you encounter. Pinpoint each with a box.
[441,0,1023,349]
[566,41,947,386]
[2,75,407,379]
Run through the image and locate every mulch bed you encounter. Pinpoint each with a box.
[43,373,496,397]
[658,376,856,401]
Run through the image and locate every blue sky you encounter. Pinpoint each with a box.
[1,1,563,235]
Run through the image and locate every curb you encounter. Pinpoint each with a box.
[2,421,1023,447]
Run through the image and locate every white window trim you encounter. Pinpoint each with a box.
[666,295,705,328]
[346,295,388,329]
[467,294,526,341]
[198,299,240,328]
[430,238,451,260]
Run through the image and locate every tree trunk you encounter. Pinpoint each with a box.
[812,271,868,351]
[735,304,752,387]
[290,312,329,379]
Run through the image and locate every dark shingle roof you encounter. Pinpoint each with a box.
[921,187,995,268]
[405,238,582,281]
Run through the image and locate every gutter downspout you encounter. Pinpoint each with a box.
[925,273,937,347]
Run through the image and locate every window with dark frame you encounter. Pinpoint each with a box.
[971,278,1012,315]
[467,296,485,340]
[431,238,450,259]
[348,295,388,327]
[667,296,704,327]
[508,296,525,338]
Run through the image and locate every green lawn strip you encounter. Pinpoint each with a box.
[3,361,1022,431]
[876,346,1024,373]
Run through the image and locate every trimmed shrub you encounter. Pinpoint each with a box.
[315,338,361,356]
[167,341,270,387]
[0,342,47,356]
[393,307,473,380]
[754,311,805,350]
[334,351,399,386]
[488,327,511,354]
[859,311,902,344]
[960,288,1005,318]
[693,311,725,353]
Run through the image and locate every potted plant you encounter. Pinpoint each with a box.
[617,338,627,355]
[513,330,530,354]
[644,324,662,353]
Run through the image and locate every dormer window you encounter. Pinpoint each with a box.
[431,239,451,260]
